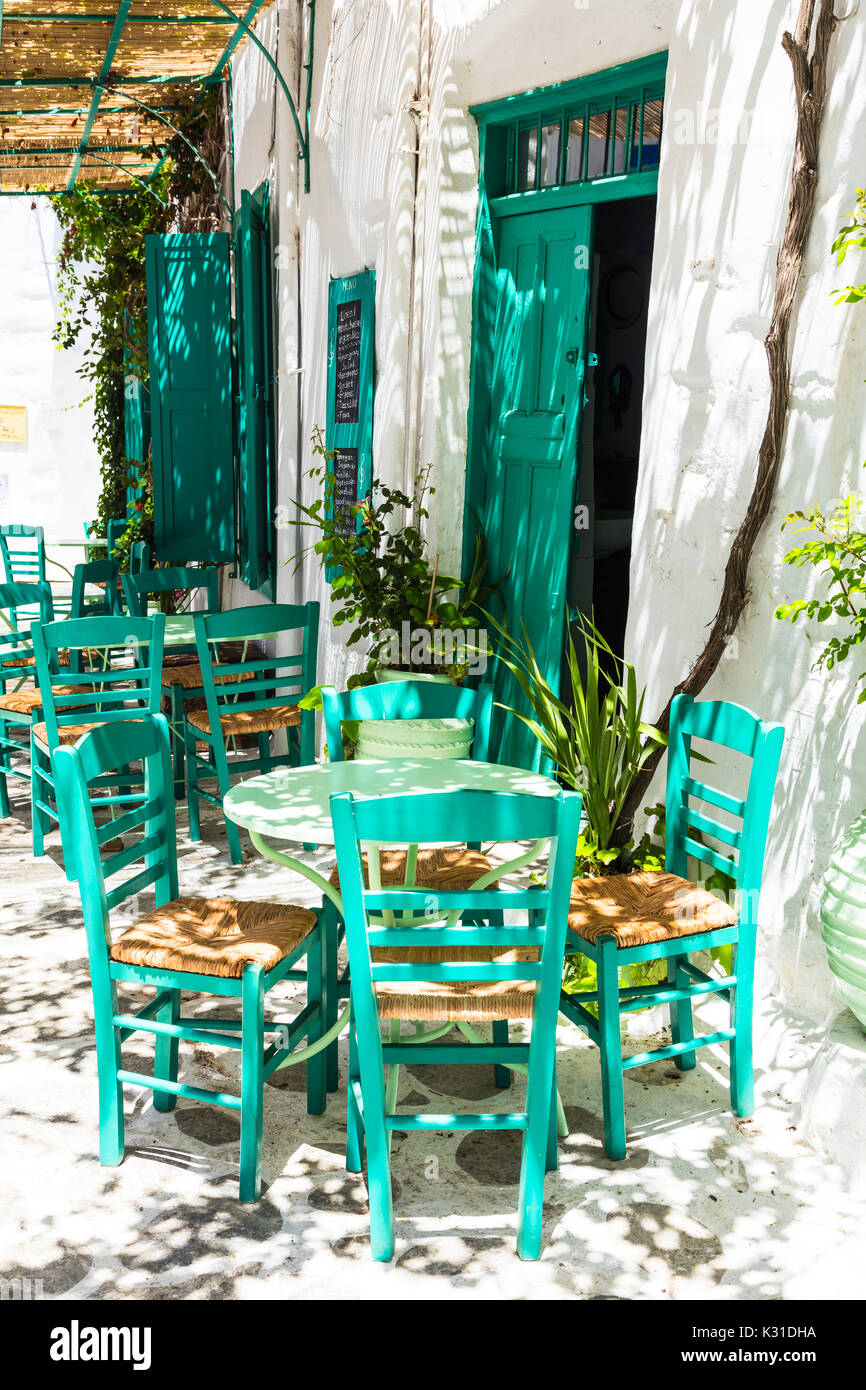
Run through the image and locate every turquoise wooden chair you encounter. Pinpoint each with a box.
[122,564,220,798]
[0,523,45,587]
[0,580,55,819]
[29,612,165,860]
[122,563,219,620]
[321,679,493,763]
[0,525,46,623]
[322,678,509,1078]
[560,695,784,1159]
[71,559,121,618]
[185,602,319,865]
[54,715,337,1202]
[322,679,495,878]
[331,784,582,1261]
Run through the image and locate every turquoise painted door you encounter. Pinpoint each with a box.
[146,233,234,563]
[484,203,593,768]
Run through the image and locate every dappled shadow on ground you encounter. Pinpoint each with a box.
[3,773,866,1299]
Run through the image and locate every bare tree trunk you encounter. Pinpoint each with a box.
[614,0,838,844]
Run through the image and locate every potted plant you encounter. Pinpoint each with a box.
[289,428,498,758]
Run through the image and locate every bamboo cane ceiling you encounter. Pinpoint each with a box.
[0,0,272,192]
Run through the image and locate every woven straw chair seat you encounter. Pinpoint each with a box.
[332,847,519,1022]
[33,719,107,748]
[1,651,70,671]
[109,896,317,979]
[161,662,257,690]
[374,946,537,1022]
[187,704,301,737]
[0,684,76,717]
[568,871,737,950]
[328,845,493,894]
[161,661,205,689]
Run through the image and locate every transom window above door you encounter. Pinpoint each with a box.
[510,91,663,194]
[471,52,667,207]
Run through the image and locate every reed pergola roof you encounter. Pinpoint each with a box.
[0,0,273,194]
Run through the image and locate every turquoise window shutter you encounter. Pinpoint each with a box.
[235,184,276,592]
[145,232,235,563]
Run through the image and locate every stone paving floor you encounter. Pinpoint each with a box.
[2,772,865,1301]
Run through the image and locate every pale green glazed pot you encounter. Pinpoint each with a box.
[355,668,473,761]
[821,810,866,1030]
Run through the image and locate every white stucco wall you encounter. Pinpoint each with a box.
[227,0,866,1031]
[0,198,101,556]
[628,0,866,1023]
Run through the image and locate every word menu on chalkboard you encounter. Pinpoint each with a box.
[326,269,375,579]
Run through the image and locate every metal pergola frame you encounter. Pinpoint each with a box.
[0,0,315,197]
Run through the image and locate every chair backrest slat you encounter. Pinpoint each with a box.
[122,565,219,618]
[0,582,54,671]
[322,679,493,763]
[0,526,45,587]
[193,602,319,750]
[31,613,164,751]
[54,717,179,967]
[666,694,784,920]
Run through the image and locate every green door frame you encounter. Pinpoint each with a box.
[463,51,667,576]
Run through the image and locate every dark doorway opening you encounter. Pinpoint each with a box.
[569,194,656,662]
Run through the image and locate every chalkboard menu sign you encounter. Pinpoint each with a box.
[333,447,359,535]
[326,269,375,580]
[334,300,361,425]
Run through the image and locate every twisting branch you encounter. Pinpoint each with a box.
[614,0,838,842]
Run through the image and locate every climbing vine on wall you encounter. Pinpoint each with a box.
[51,178,170,557]
[49,83,228,565]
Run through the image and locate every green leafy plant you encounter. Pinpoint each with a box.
[831,186,866,305]
[288,427,498,673]
[51,181,170,558]
[776,188,866,680]
[487,610,667,873]
[776,495,866,696]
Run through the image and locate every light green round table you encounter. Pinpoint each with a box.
[223,756,559,904]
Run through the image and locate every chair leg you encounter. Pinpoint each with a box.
[305,927,326,1117]
[363,1081,395,1262]
[239,964,265,1202]
[597,938,626,1160]
[0,721,11,819]
[322,900,340,1093]
[31,738,50,858]
[153,989,180,1112]
[169,685,185,800]
[730,931,755,1119]
[545,1069,559,1173]
[213,740,243,866]
[346,1020,364,1173]
[185,729,202,842]
[256,731,270,772]
[668,952,696,1070]
[95,980,125,1166]
[517,1012,559,1261]
[493,1019,511,1088]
